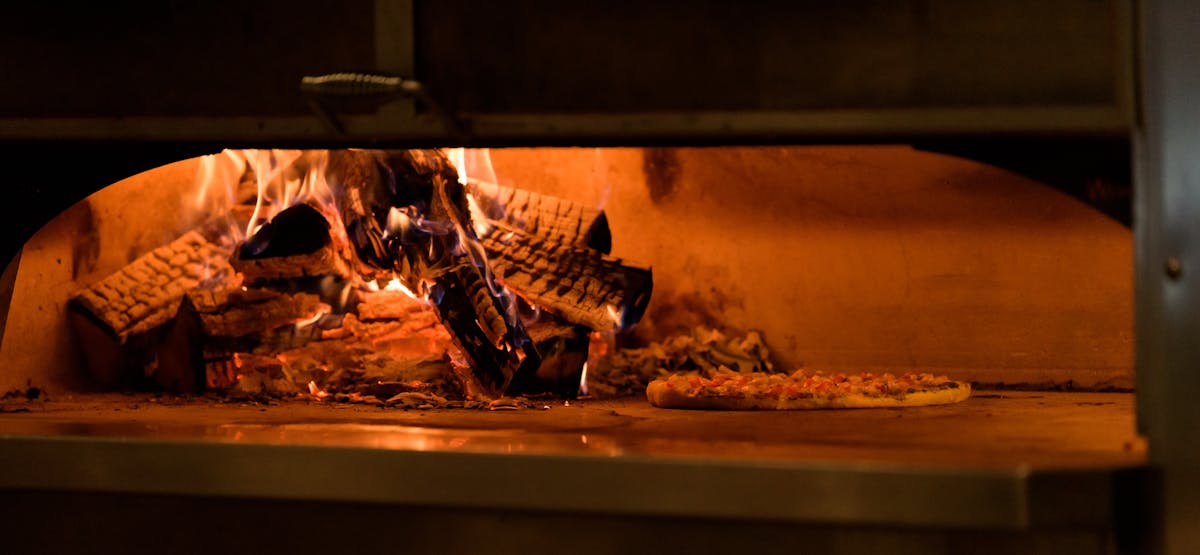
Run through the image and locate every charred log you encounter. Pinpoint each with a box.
[483,232,652,331]
[155,296,206,393]
[69,231,234,387]
[232,204,351,283]
[232,247,350,284]
[179,287,331,393]
[239,203,331,259]
[72,231,233,341]
[466,179,651,331]
[432,263,540,395]
[327,149,539,396]
[186,288,328,342]
[507,319,590,398]
[467,179,612,253]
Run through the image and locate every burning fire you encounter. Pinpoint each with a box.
[199,146,504,288]
[464,193,493,237]
[307,380,330,400]
[173,145,643,401]
[605,305,625,328]
[383,277,420,299]
[243,150,333,238]
[447,147,498,238]
[293,311,326,331]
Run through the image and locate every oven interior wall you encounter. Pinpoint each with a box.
[485,146,1132,386]
[0,158,211,391]
[0,146,1132,392]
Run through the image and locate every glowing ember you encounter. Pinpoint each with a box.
[465,193,493,237]
[294,311,326,330]
[445,148,495,238]
[307,380,330,399]
[385,206,411,238]
[605,304,625,328]
[384,277,421,300]
[445,148,469,185]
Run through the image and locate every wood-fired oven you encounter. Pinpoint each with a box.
[0,1,1194,554]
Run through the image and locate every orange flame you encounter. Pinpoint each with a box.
[194,149,245,216]
[464,192,493,237]
[307,380,329,400]
[242,150,333,237]
[384,207,412,238]
[384,277,422,300]
[294,311,326,331]
[605,305,624,328]
[446,148,495,238]
[446,148,469,185]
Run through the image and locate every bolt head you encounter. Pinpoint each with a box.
[1166,257,1183,280]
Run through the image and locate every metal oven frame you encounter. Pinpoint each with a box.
[0,1,1195,553]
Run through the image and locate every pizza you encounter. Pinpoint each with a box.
[646,368,970,410]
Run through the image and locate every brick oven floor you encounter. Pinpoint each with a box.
[0,390,1143,469]
[0,390,1148,535]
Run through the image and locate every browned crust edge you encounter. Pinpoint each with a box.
[646,380,971,410]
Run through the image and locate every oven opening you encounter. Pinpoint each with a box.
[0,145,1138,467]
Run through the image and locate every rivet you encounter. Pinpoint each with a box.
[1165,257,1183,280]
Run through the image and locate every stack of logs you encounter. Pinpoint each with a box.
[68,149,652,402]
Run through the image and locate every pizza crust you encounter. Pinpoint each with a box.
[646,377,971,410]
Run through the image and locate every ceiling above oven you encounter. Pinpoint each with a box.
[0,0,1133,145]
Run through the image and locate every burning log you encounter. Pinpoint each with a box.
[72,231,233,339]
[70,147,651,400]
[327,149,541,396]
[432,262,540,395]
[356,287,428,321]
[211,311,463,402]
[231,204,351,283]
[483,232,652,331]
[69,231,234,387]
[467,179,612,252]
[468,179,652,331]
[171,287,329,392]
[507,320,591,398]
[322,148,655,396]
[184,288,329,348]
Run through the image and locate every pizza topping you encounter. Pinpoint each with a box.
[648,365,974,410]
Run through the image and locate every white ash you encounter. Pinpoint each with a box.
[588,326,774,398]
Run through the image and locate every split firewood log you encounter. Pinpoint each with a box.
[69,231,234,387]
[175,287,331,393]
[507,319,591,398]
[72,231,234,340]
[185,287,328,344]
[467,179,612,252]
[467,179,653,330]
[482,231,652,331]
[326,149,540,396]
[466,178,651,330]
[231,203,351,283]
